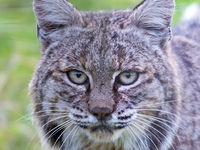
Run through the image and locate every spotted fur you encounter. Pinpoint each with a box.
[29,0,200,150]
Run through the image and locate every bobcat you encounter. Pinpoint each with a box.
[29,0,200,149]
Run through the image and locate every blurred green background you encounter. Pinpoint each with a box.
[0,0,199,150]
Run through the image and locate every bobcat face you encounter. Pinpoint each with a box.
[30,0,180,149]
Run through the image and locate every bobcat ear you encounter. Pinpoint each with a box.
[33,0,83,32]
[130,0,175,48]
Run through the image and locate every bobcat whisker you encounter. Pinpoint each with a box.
[68,126,80,147]
[44,120,72,143]
[136,114,182,145]
[32,104,71,110]
[59,125,79,150]
[40,115,70,133]
[127,126,147,150]
[33,115,71,149]
[132,122,161,150]
[34,113,69,118]
[32,120,71,150]
[51,122,74,150]
[16,113,33,122]
[134,100,177,106]
[32,111,69,117]
[135,108,179,118]
[32,101,71,105]
[138,122,163,149]
[136,113,183,131]
[132,99,190,106]
[130,122,159,150]
[136,118,176,150]
[137,116,181,148]
[18,111,76,123]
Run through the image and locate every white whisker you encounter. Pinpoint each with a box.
[44,120,71,143]
[130,122,159,150]
[127,126,145,150]
[137,114,182,145]
[136,117,176,150]
[59,125,78,150]
[135,108,179,117]
[51,122,73,150]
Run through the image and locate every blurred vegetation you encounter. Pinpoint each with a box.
[0,0,200,150]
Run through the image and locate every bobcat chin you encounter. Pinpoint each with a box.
[29,0,200,150]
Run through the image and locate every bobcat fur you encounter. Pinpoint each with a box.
[29,0,200,149]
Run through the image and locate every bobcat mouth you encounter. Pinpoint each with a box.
[79,123,127,133]
[79,123,127,142]
[78,124,114,133]
[91,125,113,133]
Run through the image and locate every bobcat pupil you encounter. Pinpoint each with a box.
[76,72,82,78]
[124,72,131,78]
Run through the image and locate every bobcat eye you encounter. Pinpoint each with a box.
[117,71,138,85]
[67,70,88,85]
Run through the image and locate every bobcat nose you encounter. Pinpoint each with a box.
[90,106,112,121]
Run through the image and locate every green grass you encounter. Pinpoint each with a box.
[0,0,199,149]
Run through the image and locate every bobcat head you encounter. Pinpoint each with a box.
[30,0,180,149]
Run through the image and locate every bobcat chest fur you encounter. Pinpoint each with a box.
[29,0,200,150]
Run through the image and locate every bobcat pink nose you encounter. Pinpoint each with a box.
[90,106,112,121]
